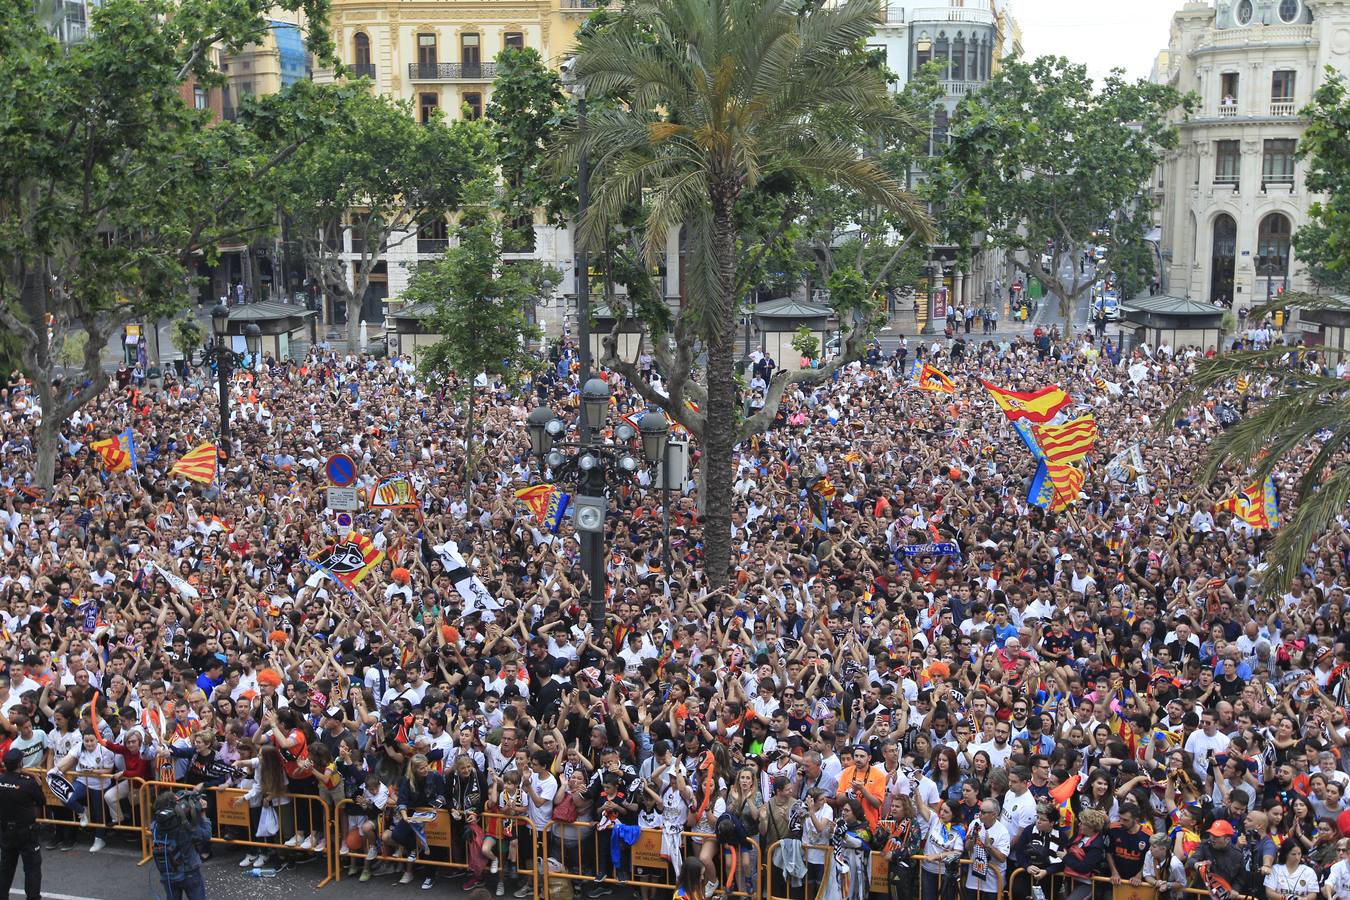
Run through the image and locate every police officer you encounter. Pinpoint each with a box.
[0,748,43,900]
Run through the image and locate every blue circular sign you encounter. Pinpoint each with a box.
[326,453,357,487]
[336,512,353,528]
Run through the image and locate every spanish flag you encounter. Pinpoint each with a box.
[980,380,1071,423]
[1031,416,1099,463]
[915,362,956,393]
[169,441,219,485]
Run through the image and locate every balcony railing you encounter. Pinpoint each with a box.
[882,5,904,22]
[1270,100,1296,116]
[941,80,984,97]
[560,0,598,9]
[1213,175,1239,189]
[408,62,497,81]
[1217,103,1238,117]
[351,63,376,79]
[911,6,995,25]
[417,238,449,254]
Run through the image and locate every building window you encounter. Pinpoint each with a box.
[419,91,440,124]
[1262,138,1296,184]
[915,34,931,69]
[968,35,979,82]
[1214,140,1240,184]
[934,32,948,79]
[417,219,449,254]
[1278,0,1300,23]
[462,33,481,77]
[1257,213,1291,277]
[463,91,483,120]
[1210,213,1236,304]
[193,86,208,110]
[950,33,965,81]
[504,31,524,49]
[929,106,949,157]
[354,32,371,66]
[1219,72,1238,108]
[418,32,438,79]
[1236,0,1253,24]
[1271,69,1295,101]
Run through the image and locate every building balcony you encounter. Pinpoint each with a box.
[1262,175,1295,191]
[560,0,598,12]
[1217,103,1238,117]
[1193,24,1313,52]
[911,6,995,26]
[941,80,985,97]
[408,62,497,82]
[1213,176,1240,190]
[417,238,449,254]
[881,5,904,23]
[1269,100,1296,116]
[351,63,376,79]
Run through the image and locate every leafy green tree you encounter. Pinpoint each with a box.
[940,57,1189,322]
[789,326,819,363]
[1167,292,1350,593]
[0,0,339,487]
[274,94,492,349]
[1294,68,1350,292]
[1099,201,1158,301]
[565,0,931,588]
[171,316,206,362]
[488,48,568,251]
[411,183,556,505]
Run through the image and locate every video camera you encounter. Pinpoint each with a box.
[153,789,207,835]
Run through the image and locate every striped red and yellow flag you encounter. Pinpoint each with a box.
[1032,415,1099,463]
[169,441,219,485]
[1046,463,1085,511]
[89,438,130,473]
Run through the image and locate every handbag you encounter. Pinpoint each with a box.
[552,792,579,824]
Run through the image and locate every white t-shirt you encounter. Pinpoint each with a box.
[1264,863,1318,897]
[527,771,558,829]
[1325,858,1350,900]
[964,819,1010,892]
[970,740,1013,769]
[1183,730,1230,774]
[802,802,834,864]
[1000,789,1036,841]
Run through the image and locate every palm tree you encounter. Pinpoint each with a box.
[565,0,931,589]
[1168,293,1350,592]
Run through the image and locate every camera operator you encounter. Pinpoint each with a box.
[150,791,212,900]
[0,749,43,900]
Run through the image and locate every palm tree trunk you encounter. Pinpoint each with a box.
[700,184,742,590]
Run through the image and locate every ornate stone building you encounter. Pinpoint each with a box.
[1154,0,1350,307]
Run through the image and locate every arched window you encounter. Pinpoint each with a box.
[934,32,949,79]
[1210,213,1236,304]
[968,35,980,82]
[1257,213,1292,275]
[951,32,965,81]
[354,32,371,66]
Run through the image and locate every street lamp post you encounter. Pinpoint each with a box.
[192,303,260,461]
[561,64,593,431]
[526,380,665,627]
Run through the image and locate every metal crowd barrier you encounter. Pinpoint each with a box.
[331,801,538,895]
[1003,867,1258,900]
[137,780,336,888]
[28,768,150,858]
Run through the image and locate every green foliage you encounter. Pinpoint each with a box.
[171,317,206,360]
[55,331,88,368]
[790,325,819,361]
[940,56,1190,319]
[412,183,551,393]
[1294,69,1350,292]
[1099,202,1158,301]
[0,0,338,485]
[272,91,493,343]
[488,47,569,239]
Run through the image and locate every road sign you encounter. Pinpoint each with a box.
[326,453,357,487]
[335,512,353,529]
[327,486,359,512]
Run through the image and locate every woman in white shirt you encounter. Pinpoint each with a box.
[55,730,117,853]
[1324,839,1350,900]
[1265,840,1318,900]
[913,784,965,900]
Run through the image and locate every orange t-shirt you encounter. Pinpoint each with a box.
[274,728,309,779]
[836,763,888,828]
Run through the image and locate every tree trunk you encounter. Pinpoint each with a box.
[346,293,361,349]
[699,184,743,590]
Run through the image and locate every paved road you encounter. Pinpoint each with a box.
[13,835,490,900]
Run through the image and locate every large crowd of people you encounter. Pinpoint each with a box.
[0,319,1346,900]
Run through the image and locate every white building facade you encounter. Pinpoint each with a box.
[1155,0,1350,308]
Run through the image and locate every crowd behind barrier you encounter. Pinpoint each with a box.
[3,327,1350,900]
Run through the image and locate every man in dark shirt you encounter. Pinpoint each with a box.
[1106,803,1150,885]
[1188,820,1248,896]
[0,748,44,900]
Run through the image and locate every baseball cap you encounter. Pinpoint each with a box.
[1208,820,1235,836]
